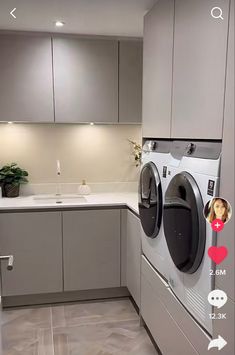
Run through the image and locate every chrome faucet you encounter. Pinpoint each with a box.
[56,159,62,196]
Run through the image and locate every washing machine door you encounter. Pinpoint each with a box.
[163,172,206,274]
[138,162,162,239]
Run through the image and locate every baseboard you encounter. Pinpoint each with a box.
[2,287,130,308]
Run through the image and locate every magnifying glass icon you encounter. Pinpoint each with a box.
[211,7,224,20]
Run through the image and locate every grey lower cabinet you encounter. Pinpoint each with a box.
[0,212,63,296]
[126,210,141,307]
[141,256,209,355]
[119,41,143,123]
[62,210,121,291]
[142,0,174,138]
[171,0,230,139]
[0,34,54,122]
[53,37,118,123]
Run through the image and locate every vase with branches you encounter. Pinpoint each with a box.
[128,139,142,167]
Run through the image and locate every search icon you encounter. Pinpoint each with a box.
[211,7,224,20]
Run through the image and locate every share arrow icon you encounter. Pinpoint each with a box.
[10,8,16,19]
[208,335,227,351]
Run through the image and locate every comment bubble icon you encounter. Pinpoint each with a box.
[208,290,227,309]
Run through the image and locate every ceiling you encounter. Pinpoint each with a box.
[0,0,156,37]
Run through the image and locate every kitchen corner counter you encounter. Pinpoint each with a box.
[0,193,139,216]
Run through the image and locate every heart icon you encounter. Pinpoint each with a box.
[208,246,228,264]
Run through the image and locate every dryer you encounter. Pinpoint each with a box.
[139,140,171,279]
[163,141,221,335]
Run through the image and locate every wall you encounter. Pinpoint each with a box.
[0,124,141,184]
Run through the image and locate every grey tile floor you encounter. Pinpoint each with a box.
[1,298,158,355]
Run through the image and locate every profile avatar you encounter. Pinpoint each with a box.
[204,197,232,224]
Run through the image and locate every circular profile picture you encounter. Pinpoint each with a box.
[204,197,232,225]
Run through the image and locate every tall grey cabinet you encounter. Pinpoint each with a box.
[53,37,118,123]
[217,0,234,301]
[119,41,143,123]
[215,2,235,352]
[142,0,174,138]
[0,34,54,122]
[171,0,230,139]
[143,0,231,140]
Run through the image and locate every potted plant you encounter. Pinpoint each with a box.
[0,163,29,198]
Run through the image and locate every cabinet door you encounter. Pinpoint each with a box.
[119,41,143,123]
[142,0,174,138]
[63,210,120,291]
[53,38,118,123]
[0,34,54,122]
[0,212,63,296]
[126,210,141,307]
[172,0,230,139]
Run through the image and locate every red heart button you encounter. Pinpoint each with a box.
[208,246,228,264]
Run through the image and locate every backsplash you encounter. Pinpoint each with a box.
[19,181,138,196]
[0,123,141,184]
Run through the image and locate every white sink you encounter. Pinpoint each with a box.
[33,194,87,204]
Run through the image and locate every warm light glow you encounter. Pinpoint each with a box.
[55,21,65,27]
[8,121,13,124]
[90,122,94,126]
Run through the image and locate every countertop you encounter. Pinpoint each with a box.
[0,193,139,215]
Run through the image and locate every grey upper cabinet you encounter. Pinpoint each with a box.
[142,0,174,138]
[126,210,141,307]
[171,0,230,139]
[119,41,143,123]
[63,210,120,291]
[53,37,118,123]
[0,34,54,122]
[0,212,63,296]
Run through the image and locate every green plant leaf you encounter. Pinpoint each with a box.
[0,163,29,185]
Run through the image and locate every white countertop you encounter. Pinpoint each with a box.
[0,193,139,215]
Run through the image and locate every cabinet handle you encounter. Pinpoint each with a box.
[0,255,14,270]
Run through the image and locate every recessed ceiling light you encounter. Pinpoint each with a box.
[55,21,65,27]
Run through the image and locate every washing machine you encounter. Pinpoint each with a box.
[138,140,171,279]
[163,140,221,335]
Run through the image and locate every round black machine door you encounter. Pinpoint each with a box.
[138,162,162,239]
[163,172,206,274]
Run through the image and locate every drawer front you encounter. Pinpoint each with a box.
[141,271,198,355]
[141,256,211,354]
